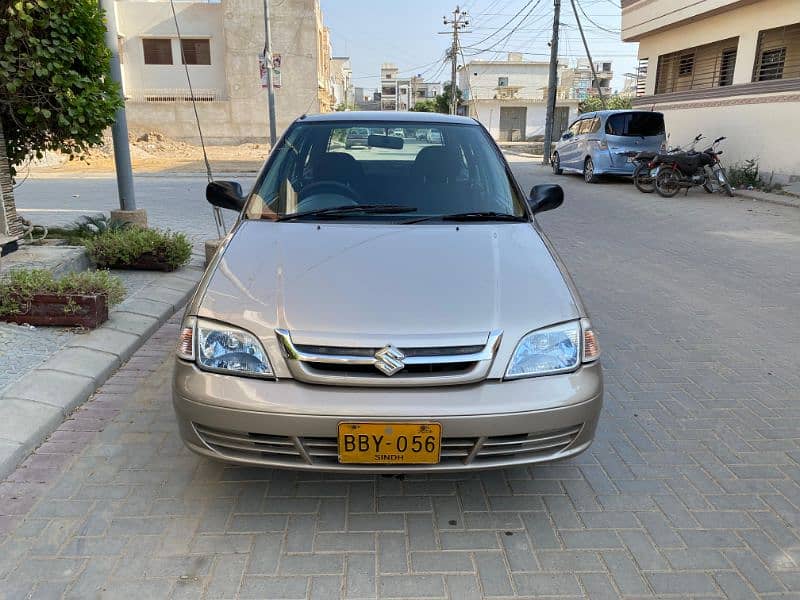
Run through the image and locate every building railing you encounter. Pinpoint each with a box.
[655,38,738,94]
[127,88,223,102]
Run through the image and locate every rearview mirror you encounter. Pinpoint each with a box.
[528,184,563,214]
[206,181,246,212]
[368,134,403,150]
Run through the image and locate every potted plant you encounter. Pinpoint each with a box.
[0,269,125,328]
[84,226,192,272]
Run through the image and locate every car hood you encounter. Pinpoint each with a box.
[196,221,580,372]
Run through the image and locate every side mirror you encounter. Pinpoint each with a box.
[206,180,246,212]
[561,132,572,140]
[528,184,563,214]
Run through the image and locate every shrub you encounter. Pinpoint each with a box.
[46,215,130,245]
[85,226,192,270]
[0,269,125,316]
[726,158,781,192]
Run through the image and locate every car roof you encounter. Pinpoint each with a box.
[299,111,477,125]
[579,109,664,119]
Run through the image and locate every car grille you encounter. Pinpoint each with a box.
[193,423,583,468]
[276,329,503,387]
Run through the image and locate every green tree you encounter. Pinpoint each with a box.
[578,94,632,113]
[1,0,121,240]
[434,83,463,115]
[410,99,437,113]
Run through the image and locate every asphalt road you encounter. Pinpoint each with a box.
[3,162,800,598]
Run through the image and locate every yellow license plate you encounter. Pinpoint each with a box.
[337,422,441,464]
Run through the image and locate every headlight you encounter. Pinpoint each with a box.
[178,317,273,378]
[506,321,582,379]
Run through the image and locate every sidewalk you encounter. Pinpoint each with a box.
[0,254,204,478]
[734,187,800,209]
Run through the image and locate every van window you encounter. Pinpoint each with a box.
[605,112,665,137]
[579,117,600,134]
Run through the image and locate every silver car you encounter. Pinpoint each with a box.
[173,111,602,472]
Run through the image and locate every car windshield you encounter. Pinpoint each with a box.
[605,112,665,137]
[246,120,527,221]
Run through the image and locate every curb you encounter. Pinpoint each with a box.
[0,257,205,479]
[734,189,800,209]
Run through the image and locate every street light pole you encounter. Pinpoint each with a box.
[263,0,278,146]
[99,0,138,217]
[542,0,561,166]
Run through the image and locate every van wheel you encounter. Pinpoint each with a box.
[552,153,563,175]
[583,157,599,183]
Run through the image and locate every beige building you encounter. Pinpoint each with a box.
[459,53,579,141]
[623,0,800,182]
[112,0,334,143]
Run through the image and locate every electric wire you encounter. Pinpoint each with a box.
[168,0,225,237]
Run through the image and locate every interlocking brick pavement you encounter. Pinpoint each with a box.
[2,166,799,598]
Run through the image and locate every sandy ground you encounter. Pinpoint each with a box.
[26,131,268,175]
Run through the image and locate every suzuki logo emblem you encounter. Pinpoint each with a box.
[374,345,405,376]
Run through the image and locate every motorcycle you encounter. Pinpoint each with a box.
[654,136,733,198]
[627,133,704,194]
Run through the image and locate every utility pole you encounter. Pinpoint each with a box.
[443,6,469,115]
[263,0,278,146]
[100,0,144,224]
[542,0,561,166]
[569,0,606,108]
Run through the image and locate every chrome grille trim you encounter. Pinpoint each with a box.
[193,423,582,468]
[275,329,503,387]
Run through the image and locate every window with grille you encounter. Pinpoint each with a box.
[753,23,799,82]
[181,39,211,65]
[678,53,694,76]
[142,39,173,65]
[498,77,509,87]
[719,49,736,86]
[655,37,738,94]
[636,57,647,96]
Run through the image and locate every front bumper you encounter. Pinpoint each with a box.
[172,360,603,473]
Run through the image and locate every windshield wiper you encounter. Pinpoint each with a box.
[276,204,417,222]
[403,211,527,224]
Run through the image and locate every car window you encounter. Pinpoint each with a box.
[586,117,600,134]
[566,121,581,136]
[605,112,665,137]
[247,120,526,220]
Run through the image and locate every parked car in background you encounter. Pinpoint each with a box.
[427,129,443,144]
[552,110,666,183]
[175,111,603,473]
[345,127,370,149]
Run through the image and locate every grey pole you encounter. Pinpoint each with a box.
[99,0,136,211]
[263,0,278,146]
[570,0,606,108]
[542,0,561,165]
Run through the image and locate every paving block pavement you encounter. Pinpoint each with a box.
[0,167,798,598]
[0,258,204,480]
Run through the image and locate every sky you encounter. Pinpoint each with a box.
[319,0,638,95]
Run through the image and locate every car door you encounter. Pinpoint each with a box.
[557,119,583,169]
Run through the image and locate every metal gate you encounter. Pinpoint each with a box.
[499,107,526,141]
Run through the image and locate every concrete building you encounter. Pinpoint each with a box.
[112,0,335,143]
[379,64,442,111]
[330,57,353,109]
[560,59,614,100]
[459,53,580,141]
[623,0,800,182]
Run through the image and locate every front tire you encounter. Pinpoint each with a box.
[583,157,599,183]
[552,153,563,175]
[717,168,734,197]
[633,164,655,193]
[655,169,681,198]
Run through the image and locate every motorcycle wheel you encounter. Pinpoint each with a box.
[633,164,655,193]
[703,182,715,193]
[717,169,734,197]
[655,169,681,198]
